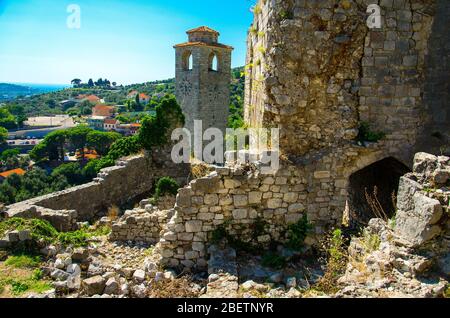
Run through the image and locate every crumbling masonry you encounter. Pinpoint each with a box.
[3,0,449,272]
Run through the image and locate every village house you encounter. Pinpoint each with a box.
[0,168,26,182]
[126,90,139,99]
[87,116,106,131]
[138,93,150,105]
[92,104,115,117]
[104,118,119,131]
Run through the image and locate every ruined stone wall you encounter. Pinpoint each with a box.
[245,0,448,161]
[155,143,405,269]
[5,149,190,226]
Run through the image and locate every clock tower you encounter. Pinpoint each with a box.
[174,26,233,140]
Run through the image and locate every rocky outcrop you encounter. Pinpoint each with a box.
[338,153,449,297]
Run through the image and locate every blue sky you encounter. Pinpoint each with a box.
[0,0,255,85]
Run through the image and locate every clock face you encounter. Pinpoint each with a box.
[179,79,192,97]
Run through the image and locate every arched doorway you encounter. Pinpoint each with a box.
[347,157,410,225]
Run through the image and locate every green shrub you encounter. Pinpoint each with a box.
[262,252,286,269]
[286,215,313,250]
[358,122,386,143]
[154,177,179,198]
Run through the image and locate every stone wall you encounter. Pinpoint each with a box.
[109,196,176,243]
[5,149,190,228]
[155,143,409,269]
[244,0,449,160]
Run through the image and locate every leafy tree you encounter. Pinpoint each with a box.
[51,162,83,185]
[5,173,22,189]
[0,148,20,161]
[0,107,17,129]
[32,130,67,161]
[0,126,7,144]
[0,182,16,204]
[86,131,122,156]
[66,126,92,159]
[138,95,184,151]
[107,135,141,160]
[47,99,57,109]
[71,79,82,87]
[88,79,94,87]
[6,104,27,127]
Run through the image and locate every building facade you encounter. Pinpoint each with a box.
[174,26,233,139]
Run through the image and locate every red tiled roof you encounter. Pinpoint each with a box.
[93,105,115,117]
[187,26,219,35]
[0,168,26,178]
[139,93,149,99]
[85,95,101,102]
[173,42,233,50]
[104,119,118,125]
[130,123,141,128]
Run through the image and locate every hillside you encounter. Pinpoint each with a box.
[0,83,42,102]
[1,67,245,125]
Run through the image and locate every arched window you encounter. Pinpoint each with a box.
[183,51,193,71]
[208,52,219,72]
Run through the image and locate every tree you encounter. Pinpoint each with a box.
[0,148,20,161]
[88,79,94,87]
[0,127,7,144]
[86,131,122,156]
[138,95,184,151]
[7,104,27,127]
[30,130,67,161]
[67,126,92,160]
[51,162,83,185]
[95,78,104,87]
[71,79,82,87]
[0,107,17,129]
[107,135,141,160]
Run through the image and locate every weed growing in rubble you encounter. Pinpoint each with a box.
[315,229,348,294]
[286,214,313,250]
[0,218,111,248]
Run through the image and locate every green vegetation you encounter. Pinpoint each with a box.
[0,217,110,247]
[316,229,348,293]
[0,167,70,204]
[0,105,25,129]
[138,95,185,151]
[154,177,179,199]
[4,255,41,269]
[286,215,313,250]
[358,122,386,143]
[0,127,7,144]
[261,252,286,269]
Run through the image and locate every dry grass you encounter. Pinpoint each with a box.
[148,277,200,298]
[365,186,389,221]
[315,229,348,294]
[107,205,120,222]
[190,162,213,179]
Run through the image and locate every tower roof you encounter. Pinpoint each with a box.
[173,41,233,50]
[186,26,220,35]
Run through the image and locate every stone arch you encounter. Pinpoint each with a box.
[346,156,411,226]
[182,50,193,71]
[208,51,219,72]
